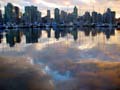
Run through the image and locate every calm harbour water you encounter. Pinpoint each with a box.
[0,27,120,90]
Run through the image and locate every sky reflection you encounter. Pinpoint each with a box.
[1,28,120,90]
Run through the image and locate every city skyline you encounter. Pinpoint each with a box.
[1,2,115,26]
[0,0,120,18]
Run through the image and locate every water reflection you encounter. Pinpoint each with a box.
[25,28,40,43]
[0,32,3,43]
[0,27,120,90]
[0,27,117,47]
[6,30,22,47]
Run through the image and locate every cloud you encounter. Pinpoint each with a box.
[0,0,120,17]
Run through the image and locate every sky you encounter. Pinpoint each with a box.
[0,0,120,18]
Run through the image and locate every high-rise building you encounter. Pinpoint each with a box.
[24,6,31,23]
[92,11,98,23]
[73,6,78,18]
[47,10,50,19]
[60,10,67,23]
[110,11,116,24]
[83,12,91,24]
[31,6,37,23]
[4,3,14,24]
[23,6,40,24]
[54,8,60,23]
[103,8,116,24]
[0,10,3,24]
[66,6,78,23]
[47,10,51,23]
[14,6,20,24]
[36,11,41,23]
[97,13,103,23]
[67,13,75,23]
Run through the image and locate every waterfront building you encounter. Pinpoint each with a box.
[73,6,78,19]
[54,8,60,23]
[23,6,41,24]
[2,2,117,26]
[83,12,91,24]
[97,13,103,24]
[66,6,78,23]
[92,11,98,24]
[0,10,3,24]
[67,13,75,23]
[47,10,51,23]
[60,10,67,23]
[103,8,116,24]
[14,6,20,24]
[4,3,14,24]
[30,6,37,23]
[37,11,41,23]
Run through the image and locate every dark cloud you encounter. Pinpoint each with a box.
[0,56,54,90]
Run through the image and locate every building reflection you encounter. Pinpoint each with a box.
[82,27,115,40]
[91,28,97,37]
[1,27,116,47]
[6,30,22,47]
[24,28,41,44]
[0,32,3,43]
[71,28,78,41]
[83,27,91,36]
[46,29,51,38]
[103,28,115,39]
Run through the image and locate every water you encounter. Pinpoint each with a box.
[0,27,120,90]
